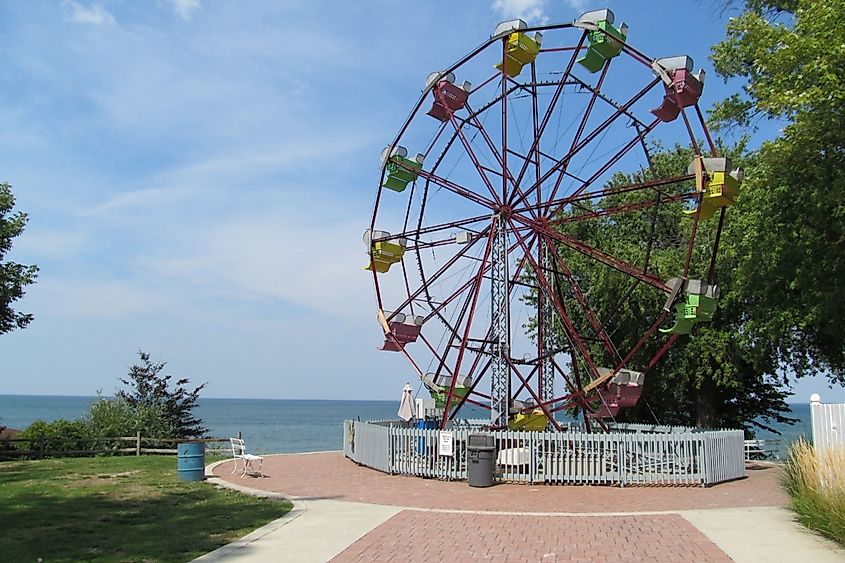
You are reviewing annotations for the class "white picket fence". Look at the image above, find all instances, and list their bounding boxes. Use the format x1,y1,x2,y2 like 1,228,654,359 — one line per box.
810,394,845,453
343,420,745,487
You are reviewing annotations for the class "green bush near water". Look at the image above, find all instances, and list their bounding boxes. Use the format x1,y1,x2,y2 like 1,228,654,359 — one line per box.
16,418,93,452
783,439,845,546
0,455,291,562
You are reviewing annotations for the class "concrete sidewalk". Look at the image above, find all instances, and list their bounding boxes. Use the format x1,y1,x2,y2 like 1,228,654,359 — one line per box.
195,455,845,562
194,497,400,562
681,506,844,563
196,499,844,562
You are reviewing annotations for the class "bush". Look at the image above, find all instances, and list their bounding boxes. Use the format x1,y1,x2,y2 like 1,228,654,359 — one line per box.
784,439,845,546
17,419,92,452
87,395,176,439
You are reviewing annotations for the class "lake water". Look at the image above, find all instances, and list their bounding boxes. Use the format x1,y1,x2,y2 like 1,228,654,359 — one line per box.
0,395,813,456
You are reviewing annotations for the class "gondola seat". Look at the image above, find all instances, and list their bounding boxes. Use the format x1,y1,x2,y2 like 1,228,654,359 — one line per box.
684,157,743,220
576,9,628,73
650,56,705,122
378,311,424,352
492,20,543,78
660,278,719,335
426,72,471,122
381,146,424,193
597,368,645,409
363,229,407,273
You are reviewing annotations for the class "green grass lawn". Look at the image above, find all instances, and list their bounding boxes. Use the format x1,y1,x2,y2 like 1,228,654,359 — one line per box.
0,455,292,562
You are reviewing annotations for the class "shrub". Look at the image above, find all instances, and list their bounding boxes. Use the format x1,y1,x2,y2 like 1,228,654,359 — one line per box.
17,419,92,452
783,439,845,546
87,395,176,439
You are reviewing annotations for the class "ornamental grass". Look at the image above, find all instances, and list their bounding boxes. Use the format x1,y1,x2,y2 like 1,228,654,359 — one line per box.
783,438,845,546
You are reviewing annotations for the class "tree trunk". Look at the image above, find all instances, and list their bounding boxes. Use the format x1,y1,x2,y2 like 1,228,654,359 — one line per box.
696,375,719,428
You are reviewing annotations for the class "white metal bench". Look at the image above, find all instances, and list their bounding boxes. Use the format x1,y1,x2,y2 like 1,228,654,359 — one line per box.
744,438,781,461
230,438,263,477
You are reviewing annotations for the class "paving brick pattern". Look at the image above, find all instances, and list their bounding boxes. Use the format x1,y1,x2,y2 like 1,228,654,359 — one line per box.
331,510,732,562
213,452,788,513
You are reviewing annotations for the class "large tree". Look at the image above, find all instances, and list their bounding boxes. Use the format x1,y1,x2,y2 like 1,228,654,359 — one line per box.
543,0,845,431
115,350,208,439
0,182,38,335
546,145,793,432
711,0,845,382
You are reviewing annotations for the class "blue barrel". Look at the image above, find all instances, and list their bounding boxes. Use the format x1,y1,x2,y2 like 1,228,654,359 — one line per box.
177,442,206,481
417,419,438,455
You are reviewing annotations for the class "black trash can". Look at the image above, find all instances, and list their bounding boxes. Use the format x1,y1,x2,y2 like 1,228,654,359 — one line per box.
467,434,496,488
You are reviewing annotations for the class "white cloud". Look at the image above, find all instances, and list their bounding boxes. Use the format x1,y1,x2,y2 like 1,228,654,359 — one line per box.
62,1,115,26
564,0,587,13
82,133,373,218
39,278,174,319
491,0,547,23
167,0,201,21
12,229,91,261
157,210,373,322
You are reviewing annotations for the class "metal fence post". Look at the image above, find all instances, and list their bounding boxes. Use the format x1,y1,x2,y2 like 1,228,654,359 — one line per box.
388,425,394,475
619,434,626,488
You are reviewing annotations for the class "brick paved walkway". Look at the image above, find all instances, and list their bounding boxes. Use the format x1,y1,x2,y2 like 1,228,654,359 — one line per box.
207,455,845,562
212,452,788,512
331,511,732,562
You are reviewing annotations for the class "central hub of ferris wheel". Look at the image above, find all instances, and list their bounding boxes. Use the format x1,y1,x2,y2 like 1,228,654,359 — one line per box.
365,9,741,432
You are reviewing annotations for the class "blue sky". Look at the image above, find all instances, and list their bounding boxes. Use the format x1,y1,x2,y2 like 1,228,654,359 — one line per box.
0,0,840,404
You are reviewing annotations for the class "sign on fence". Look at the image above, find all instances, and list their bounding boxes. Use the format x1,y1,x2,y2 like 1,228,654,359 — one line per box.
438,430,454,457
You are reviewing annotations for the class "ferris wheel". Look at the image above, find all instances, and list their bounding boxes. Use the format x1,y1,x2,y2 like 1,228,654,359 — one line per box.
365,9,741,431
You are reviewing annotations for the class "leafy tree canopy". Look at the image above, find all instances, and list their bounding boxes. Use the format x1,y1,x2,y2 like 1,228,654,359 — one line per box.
115,350,208,439
0,182,38,335
711,0,845,381
547,143,792,432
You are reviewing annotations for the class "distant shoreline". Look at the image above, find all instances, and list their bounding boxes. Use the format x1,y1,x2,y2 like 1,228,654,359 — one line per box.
0,394,824,406
0,394,397,403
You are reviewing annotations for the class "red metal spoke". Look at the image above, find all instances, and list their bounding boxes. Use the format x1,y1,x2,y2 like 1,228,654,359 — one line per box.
504,357,562,431
385,224,490,324
418,333,454,377
422,120,449,160
415,169,497,210
511,30,588,192
388,214,491,243
511,213,669,291
506,216,603,382
543,233,622,364
441,218,498,427
438,90,504,207
510,364,539,398
549,192,692,226
510,77,662,210
694,104,719,158
562,118,662,204
463,102,534,217
513,173,694,215
542,56,613,206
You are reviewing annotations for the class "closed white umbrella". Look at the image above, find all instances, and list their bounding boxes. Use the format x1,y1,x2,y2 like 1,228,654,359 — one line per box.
397,383,414,422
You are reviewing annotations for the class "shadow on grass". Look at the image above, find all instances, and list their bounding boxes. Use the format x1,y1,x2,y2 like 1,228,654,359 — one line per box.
0,460,291,563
